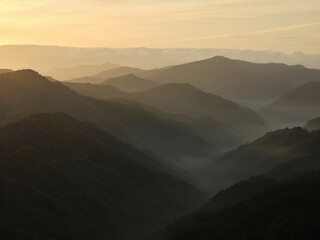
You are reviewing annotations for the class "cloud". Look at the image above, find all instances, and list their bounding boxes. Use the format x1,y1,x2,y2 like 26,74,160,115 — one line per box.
180,22,320,42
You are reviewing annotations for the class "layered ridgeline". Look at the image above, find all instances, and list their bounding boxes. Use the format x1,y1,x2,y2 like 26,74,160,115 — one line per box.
141,56,320,108
0,70,221,171
260,82,320,128
101,74,158,92
64,81,268,142
67,66,145,86
305,117,320,131
0,113,207,240
46,62,119,80
2,45,320,71
198,127,320,193
152,170,320,240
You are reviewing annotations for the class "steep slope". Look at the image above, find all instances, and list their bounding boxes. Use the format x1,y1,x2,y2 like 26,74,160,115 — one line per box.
129,83,268,140
93,66,144,79
203,176,276,213
64,81,260,148
152,171,320,240
260,82,320,128
0,113,207,240
0,70,220,171
305,117,320,131
199,127,320,193
145,56,320,107
46,62,119,80
102,74,158,92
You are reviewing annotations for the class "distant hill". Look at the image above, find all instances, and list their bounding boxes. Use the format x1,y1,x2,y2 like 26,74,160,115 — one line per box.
46,62,119,80
2,45,320,71
0,112,207,240
93,66,144,80
259,82,320,128
305,117,320,131
198,127,320,193
67,76,103,84
144,56,320,107
152,170,320,240
0,69,13,74
102,73,158,92
0,70,221,171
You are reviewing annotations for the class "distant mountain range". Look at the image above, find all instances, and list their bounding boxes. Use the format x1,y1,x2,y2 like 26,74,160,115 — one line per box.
141,56,320,107
1,45,320,71
0,70,224,171
46,62,119,80
0,112,207,240
64,81,268,143
67,66,145,85
1,47,320,240
64,56,320,109
259,82,320,128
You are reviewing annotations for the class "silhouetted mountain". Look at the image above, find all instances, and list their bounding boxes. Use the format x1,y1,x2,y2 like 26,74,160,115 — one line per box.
129,83,268,140
102,74,158,92
305,117,320,131
2,45,320,71
131,83,264,123
145,56,320,107
0,70,220,171
260,82,320,128
93,66,144,79
45,62,119,80
198,127,320,193
0,113,207,240
152,170,320,240
0,69,13,74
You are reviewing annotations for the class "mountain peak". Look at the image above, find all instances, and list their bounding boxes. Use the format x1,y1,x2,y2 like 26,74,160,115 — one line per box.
0,69,49,84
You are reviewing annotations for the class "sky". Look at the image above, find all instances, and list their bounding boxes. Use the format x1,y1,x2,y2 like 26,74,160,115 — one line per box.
0,0,320,53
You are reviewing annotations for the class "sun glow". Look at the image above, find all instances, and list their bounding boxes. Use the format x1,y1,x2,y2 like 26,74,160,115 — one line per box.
0,0,319,52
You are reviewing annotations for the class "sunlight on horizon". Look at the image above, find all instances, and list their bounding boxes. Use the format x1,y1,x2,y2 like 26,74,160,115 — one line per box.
0,0,320,53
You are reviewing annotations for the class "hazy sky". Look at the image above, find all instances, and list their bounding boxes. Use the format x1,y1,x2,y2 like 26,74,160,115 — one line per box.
1,0,320,53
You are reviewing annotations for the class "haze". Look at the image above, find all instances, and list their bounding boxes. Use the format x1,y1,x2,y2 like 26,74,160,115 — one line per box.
1,0,320,53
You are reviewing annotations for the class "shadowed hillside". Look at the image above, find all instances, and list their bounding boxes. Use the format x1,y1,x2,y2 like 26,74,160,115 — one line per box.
260,82,320,128
65,81,268,143
305,117,320,131
198,127,320,193
152,170,320,240
0,112,207,240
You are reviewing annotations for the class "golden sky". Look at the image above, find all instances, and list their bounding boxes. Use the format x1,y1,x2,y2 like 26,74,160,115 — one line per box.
0,0,320,53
